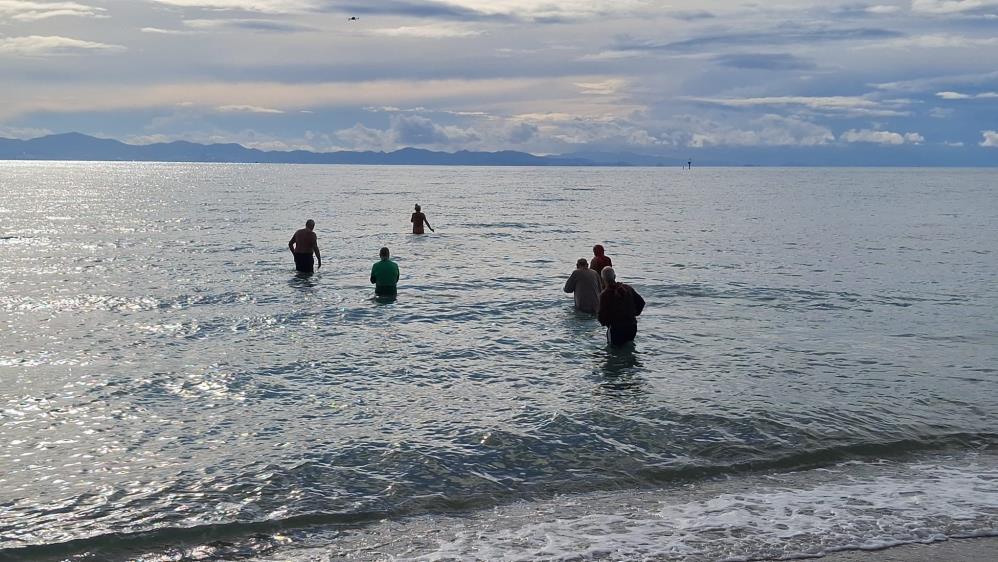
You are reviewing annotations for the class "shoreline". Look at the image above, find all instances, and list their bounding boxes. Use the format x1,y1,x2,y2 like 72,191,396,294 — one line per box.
800,536,998,562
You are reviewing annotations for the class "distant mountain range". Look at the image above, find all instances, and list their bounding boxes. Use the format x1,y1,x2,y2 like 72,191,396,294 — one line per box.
0,133,683,167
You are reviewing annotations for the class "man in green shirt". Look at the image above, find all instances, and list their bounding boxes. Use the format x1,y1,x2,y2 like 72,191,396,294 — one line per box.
370,247,400,296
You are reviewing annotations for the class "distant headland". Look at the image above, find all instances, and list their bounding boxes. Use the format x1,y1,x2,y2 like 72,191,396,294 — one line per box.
0,133,678,167
3,133,993,167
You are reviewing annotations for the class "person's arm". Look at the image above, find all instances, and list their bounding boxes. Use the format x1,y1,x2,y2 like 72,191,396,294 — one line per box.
424,216,434,232
563,271,577,293
370,265,377,285
288,235,295,252
393,263,400,284
597,292,611,326
633,289,645,316
314,245,321,269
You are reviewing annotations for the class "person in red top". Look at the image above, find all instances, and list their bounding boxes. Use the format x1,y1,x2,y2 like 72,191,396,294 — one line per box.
597,267,645,346
589,244,612,273
411,204,434,234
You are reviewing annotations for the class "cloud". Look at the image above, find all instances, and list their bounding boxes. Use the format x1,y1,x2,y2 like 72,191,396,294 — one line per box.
612,26,904,54
936,90,998,99
393,114,479,145
333,123,388,151
334,114,481,150
871,34,998,48
578,50,642,61
687,95,878,110
830,3,903,16
0,77,559,120
504,121,537,143
365,23,484,38
501,112,836,150
713,53,815,70
150,0,615,21
912,0,998,15
874,70,998,92
574,79,627,95
936,91,970,99
981,130,998,147
141,27,198,34
0,1,104,21
183,18,317,32
669,10,715,21
685,114,835,147
0,125,53,139
216,104,285,113
840,129,925,144
866,4,902,14
322,0,656,23
148,0,316,13
0,35,125,56
319,0,510,22
685,95,910,116
941,140,964,146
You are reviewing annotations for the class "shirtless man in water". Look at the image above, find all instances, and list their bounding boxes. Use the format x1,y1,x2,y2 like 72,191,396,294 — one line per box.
410,204,434,234
288,219,321,273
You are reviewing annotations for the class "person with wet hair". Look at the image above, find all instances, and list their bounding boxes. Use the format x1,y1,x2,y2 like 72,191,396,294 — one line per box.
288,219,321,273
590,244,612,273
411,204,434,234
597,267,645,346
563,258,601,314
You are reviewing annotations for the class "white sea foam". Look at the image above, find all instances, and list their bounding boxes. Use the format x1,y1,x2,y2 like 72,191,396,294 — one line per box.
256,453,998,562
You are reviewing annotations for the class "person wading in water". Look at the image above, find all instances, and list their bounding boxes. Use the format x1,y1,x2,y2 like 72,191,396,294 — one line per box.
288,219,321,273
597,267,645,346
411,204,435,234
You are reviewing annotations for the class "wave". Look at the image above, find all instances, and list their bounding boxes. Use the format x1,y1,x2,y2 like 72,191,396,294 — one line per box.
4,432,994,561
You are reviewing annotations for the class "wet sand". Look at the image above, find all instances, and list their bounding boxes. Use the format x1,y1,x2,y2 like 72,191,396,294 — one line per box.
809,537,998,562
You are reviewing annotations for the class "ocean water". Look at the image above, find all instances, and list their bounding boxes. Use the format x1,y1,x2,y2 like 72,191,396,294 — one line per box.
1,162,996,561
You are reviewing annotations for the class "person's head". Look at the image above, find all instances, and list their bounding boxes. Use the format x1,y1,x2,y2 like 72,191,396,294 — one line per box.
379,247,390,259
576,258,589,269
414,204,421,212
305,219,315,230
601,266,616,285
593,244,605,257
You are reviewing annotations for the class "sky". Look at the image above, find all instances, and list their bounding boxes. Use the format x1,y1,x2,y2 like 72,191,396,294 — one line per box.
1,0,997,163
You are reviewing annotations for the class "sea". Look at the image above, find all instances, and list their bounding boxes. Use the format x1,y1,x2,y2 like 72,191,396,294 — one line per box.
1,162,996,562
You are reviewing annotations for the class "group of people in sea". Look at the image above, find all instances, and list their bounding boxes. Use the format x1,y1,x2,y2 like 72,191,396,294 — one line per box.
287,204,429,296
288,206,645,346
563,245,645,346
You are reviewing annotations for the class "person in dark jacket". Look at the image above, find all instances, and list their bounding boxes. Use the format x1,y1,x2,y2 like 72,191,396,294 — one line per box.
597,267,645,346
